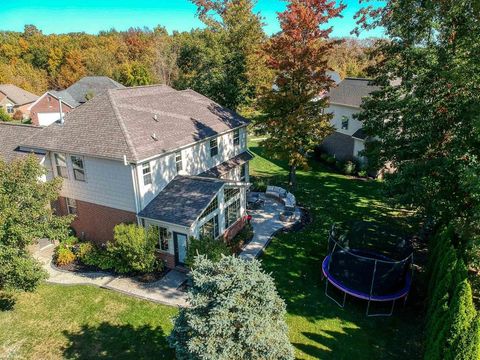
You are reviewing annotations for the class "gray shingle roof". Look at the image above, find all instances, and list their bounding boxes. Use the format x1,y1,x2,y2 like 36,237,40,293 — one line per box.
0,85,38,105
352,128,367,140
22,85,249,162
138,176,225,227
49,76,125,108
200,151,254,178
0,123,44,162
328,78,379,108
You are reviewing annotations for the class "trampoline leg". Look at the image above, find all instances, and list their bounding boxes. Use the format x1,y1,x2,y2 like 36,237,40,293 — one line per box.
367,299,396,317
325,279,346,308
366,300,371,316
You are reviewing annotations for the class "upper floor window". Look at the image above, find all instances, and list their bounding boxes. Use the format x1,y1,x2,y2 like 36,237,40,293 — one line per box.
54,153,68,178
210,138,218,157
341,116,349,130
175,151,183,173
71,155,86,181
142,162,152,185
65,197,77,215
240,163,247,182
233,129,240,146
6,105,14,114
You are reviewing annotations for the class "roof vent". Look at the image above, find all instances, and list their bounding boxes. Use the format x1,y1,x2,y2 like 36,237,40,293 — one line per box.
152,133,158,141
153,114,158,121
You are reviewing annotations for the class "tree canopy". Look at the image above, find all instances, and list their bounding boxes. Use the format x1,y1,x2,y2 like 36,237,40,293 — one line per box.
169,255,294,360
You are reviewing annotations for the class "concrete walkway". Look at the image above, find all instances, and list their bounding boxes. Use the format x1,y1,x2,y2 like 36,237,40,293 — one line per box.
33,242,187,307
240,192,301,260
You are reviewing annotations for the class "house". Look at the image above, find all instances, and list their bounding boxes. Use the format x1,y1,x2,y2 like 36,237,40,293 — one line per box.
29,76,125,127
0,84,39,119
321,77,379,162
16,85,251,269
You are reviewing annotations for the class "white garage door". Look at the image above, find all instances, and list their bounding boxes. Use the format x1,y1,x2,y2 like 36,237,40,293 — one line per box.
37,112,64,127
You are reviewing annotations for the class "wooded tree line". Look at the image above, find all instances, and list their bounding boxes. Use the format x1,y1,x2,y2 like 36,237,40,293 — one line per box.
0,24,378,110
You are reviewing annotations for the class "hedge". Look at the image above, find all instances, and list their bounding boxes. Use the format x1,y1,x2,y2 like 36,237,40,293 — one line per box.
425,226,480,360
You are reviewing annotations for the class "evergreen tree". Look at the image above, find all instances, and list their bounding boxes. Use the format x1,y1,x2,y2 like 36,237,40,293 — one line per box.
258,0,345,187
169,255,294,360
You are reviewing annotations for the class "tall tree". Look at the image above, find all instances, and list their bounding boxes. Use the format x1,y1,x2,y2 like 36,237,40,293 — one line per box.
355,0,480,245
169,255,294,360
0,155,73,292
176,0,270,112
258,0,345,187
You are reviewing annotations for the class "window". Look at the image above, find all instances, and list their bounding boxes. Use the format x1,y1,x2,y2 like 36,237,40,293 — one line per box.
224,187,240,202
240,163,247,182
200,197,218,219
54,153,68,178
200,215,219,239
210,138,218,157
233,129,240,146
6,105,14,114
66,197,77,215
142,162,152,185
225,199,241,229
71,155,86,181
175,151,183,173
341,116,349,130
152,225,169,251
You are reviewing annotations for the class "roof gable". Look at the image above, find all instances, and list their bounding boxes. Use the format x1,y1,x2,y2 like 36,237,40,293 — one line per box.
328,78,379,108
0,85,38,105
0,122,43,162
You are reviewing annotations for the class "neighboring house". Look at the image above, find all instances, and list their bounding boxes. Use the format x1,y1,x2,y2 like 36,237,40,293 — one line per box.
0,84,39,119
321,77,379,162
18,85,251,269
29,76,125,127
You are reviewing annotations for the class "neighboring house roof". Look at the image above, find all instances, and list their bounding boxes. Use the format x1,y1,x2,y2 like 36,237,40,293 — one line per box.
0,122,44,162
328,78,379,108
200,151,254,178
0,84,38,106
352,128,367,140
22,85,249,162
138,176,225,227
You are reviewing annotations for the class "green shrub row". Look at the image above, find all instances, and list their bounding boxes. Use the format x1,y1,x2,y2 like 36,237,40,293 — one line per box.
53,224,164,274
227,223,254,254
316,152,368,177
185,236,231,269
425,226,480,360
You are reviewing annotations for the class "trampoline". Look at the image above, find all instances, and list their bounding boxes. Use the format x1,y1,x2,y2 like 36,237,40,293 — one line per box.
322,225,413,316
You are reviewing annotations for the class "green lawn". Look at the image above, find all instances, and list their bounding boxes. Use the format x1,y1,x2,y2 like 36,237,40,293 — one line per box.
0,140,423,359
249,139,423,359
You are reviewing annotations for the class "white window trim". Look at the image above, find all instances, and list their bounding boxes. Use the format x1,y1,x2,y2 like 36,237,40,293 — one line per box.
209,138,218,157
142,162,152,186
175,151,183,173
71,155,87,182
54,153,68,179
65,197,77,215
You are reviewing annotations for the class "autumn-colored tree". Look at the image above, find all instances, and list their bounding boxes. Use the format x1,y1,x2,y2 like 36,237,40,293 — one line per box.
259,0,345,187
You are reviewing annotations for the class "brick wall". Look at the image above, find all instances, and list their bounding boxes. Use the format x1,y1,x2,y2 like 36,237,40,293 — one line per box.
54,196,137,245
156,252,176,269
223,217,246,241
30,94,73,126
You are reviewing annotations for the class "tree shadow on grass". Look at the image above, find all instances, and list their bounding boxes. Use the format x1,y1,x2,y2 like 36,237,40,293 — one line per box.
62,322,173,359
0,293,15,311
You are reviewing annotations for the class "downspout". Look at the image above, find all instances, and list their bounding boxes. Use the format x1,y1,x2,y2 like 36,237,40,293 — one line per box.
59,97,64,124
129,162,142,224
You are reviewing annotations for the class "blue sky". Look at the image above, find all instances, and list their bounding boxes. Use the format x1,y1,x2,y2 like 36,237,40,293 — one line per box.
0,0,384,38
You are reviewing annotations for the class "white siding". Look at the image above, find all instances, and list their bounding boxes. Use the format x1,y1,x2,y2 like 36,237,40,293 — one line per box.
137,126,248,209
142,218,192,257
353,138,366,161
328,104,363,136
50,153,136,212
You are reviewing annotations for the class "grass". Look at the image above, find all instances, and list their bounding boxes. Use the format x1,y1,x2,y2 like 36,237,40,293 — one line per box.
0,285,177,359
248,139,423,359
0,139,423,359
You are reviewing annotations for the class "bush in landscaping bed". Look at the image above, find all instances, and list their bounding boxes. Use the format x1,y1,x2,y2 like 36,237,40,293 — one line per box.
343,161,357,175
228,223,254,253
185,236,231,269
54,243,76,266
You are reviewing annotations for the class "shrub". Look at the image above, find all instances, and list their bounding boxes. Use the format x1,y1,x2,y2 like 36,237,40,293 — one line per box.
343,161,356,175
228,223,254,253
106,223,157,273
75,242,94,261
81,245,117,270
358,169,368,178
0,108,11,122
185,236,231,269
12,110,23,121
62,236,79,246
54,244,76,266
169,256,294,360
251,177,267,192
326,155,335,165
